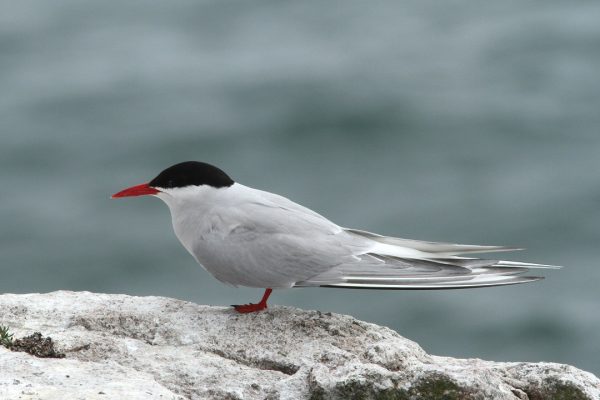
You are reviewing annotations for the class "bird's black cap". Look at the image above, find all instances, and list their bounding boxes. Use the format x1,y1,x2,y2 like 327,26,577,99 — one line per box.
149,161,234,189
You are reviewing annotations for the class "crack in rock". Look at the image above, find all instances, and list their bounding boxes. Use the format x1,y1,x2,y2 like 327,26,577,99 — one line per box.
204,347,300,376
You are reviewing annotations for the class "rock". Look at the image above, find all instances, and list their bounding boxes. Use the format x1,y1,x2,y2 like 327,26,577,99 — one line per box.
0,291,598,400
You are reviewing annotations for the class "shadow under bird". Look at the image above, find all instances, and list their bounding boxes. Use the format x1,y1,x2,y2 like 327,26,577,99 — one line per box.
112,161,558,313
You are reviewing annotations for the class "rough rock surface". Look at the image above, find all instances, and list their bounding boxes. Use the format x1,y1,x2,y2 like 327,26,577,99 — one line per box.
0,291,598,400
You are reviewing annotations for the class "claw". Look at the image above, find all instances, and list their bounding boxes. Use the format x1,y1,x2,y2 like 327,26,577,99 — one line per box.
233,303,267,313
232,288,272,314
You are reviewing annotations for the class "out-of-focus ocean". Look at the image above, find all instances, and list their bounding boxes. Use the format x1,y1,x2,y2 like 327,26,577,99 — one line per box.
1,0,599,374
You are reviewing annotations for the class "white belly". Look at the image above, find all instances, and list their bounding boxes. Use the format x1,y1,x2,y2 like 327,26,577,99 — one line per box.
172,214,312,288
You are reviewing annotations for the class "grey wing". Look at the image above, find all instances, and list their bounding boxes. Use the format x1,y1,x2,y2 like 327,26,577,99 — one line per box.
210,198,371,288
210,189,559,290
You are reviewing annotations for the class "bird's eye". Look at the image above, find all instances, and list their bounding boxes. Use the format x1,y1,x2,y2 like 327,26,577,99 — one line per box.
167,179,175,188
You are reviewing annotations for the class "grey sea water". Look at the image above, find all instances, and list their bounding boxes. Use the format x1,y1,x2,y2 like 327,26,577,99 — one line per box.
1,1,599,375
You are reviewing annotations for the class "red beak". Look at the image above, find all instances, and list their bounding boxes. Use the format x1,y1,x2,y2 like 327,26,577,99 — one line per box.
111,183,160,198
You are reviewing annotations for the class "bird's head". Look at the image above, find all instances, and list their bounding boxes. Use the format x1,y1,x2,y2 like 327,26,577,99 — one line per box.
111,161,234,203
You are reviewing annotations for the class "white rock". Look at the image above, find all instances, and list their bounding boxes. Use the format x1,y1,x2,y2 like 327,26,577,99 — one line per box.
0,291,598,399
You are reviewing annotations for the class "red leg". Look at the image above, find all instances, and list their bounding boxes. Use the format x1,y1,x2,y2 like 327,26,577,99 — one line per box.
233,288,273,313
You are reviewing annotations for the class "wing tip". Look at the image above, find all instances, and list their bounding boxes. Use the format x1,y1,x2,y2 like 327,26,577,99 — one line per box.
457,246,525,255
496,261,563,270
316,275,545,290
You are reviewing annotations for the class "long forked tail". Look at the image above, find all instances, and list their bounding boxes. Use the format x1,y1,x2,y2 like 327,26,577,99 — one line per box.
295,229,560,290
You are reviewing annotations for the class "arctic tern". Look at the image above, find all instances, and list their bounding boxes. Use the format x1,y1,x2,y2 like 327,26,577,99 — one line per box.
112,161,557,313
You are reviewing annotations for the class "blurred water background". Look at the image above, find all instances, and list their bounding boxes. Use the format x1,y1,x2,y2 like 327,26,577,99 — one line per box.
1,0,599,375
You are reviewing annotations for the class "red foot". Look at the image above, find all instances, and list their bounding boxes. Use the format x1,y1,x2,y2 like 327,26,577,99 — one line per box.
232,288,272,314
233,303,267,313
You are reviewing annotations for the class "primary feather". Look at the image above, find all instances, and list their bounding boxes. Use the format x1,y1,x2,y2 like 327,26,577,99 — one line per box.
295,228,557,289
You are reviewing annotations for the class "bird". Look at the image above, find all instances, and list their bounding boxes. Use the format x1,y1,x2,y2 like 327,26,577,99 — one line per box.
112,161,558,313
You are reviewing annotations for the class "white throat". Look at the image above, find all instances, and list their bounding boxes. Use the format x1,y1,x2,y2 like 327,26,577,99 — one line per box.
154,183,238,259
